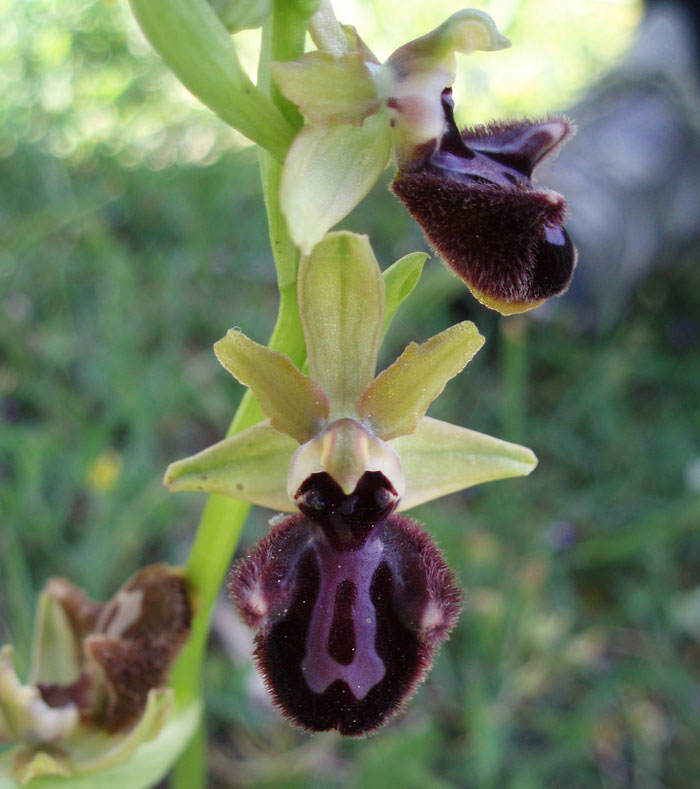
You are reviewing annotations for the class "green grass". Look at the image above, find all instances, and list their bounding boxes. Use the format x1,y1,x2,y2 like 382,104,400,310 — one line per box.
2,140,700,787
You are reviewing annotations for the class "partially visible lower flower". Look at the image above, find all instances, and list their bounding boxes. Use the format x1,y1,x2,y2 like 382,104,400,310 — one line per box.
392,89,577,314
0,565,191,785
166,231,537,734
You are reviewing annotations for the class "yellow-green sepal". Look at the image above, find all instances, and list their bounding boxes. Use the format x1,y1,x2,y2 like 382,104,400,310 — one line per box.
359,321,484,440
391,416,537,511
165,421,297,511
214,330,328,443
298,232,384,417
272,52,380,126
280,115,391,254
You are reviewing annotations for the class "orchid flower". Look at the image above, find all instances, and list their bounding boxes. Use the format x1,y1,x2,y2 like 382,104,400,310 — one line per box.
165,231,536,733
274,8,576,314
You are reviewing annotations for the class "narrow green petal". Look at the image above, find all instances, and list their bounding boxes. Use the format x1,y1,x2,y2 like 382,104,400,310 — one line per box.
391,416,537,511
165,421,297,512
129,0,294,161
299,232,385,416
280,115,391,254
359,321,484,440
214,329,328,443
272,52,380,126
382,251,428,336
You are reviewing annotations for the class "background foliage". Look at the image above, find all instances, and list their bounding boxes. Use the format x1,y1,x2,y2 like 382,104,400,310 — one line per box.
4,0,700,786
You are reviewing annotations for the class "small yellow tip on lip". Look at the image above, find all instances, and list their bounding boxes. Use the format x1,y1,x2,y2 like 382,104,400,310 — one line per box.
468,285,544,316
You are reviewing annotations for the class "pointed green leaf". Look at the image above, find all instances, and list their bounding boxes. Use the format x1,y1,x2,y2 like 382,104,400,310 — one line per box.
272,52,380,126
165,421,297,512
382,251,428,336
391,416,537,511
359,321,484,440
280,114,391,253
214,330,328,443
129,0,294,162
299,232,385,416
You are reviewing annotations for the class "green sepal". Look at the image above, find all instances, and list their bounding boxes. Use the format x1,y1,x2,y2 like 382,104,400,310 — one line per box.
280,114,391,253
298,232,384,416
214,330,328,443
359,321,484,440
382,251,428,336
129,0,294,162
391,416,537,511
165,421,297,511
208,0,271,31
272,52,380,126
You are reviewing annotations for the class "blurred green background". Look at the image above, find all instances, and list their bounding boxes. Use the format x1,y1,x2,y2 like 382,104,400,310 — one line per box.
4,0,700,786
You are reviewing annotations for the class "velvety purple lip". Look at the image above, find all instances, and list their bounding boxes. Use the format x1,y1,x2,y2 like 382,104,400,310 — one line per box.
229,472,462,735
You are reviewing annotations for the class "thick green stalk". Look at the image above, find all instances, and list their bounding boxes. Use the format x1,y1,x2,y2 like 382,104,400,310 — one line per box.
171,2,308,785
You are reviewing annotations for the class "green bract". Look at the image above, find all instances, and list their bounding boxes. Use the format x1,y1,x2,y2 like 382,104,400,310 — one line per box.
276,8,509,252
166,231,536,511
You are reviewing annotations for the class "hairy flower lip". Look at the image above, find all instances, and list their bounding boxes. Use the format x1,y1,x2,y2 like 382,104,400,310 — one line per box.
229,510,462,736
392,90,577,314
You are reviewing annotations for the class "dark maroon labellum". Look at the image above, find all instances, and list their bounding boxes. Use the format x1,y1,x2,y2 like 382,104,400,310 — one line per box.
392,89,577,312
229,472,461,736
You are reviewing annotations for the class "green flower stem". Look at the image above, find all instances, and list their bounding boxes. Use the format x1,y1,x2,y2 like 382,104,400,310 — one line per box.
171,2,309,784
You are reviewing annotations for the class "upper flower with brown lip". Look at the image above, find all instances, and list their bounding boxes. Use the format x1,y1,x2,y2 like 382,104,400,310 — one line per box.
272,7,576,314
